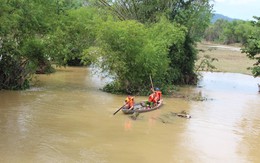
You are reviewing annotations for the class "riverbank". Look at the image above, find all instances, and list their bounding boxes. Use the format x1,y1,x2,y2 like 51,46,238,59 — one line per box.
196,42,255,75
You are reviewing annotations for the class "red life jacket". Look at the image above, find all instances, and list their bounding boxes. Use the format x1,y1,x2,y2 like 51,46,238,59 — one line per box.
148,93,156,103
154,91,162,102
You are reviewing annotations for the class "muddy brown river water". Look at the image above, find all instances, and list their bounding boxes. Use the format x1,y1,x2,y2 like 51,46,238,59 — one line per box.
0,67,259,163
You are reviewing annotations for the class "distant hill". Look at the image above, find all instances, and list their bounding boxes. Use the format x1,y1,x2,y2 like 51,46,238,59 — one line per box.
211,13,238,23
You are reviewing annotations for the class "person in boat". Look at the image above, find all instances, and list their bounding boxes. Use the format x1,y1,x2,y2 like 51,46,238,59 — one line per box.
154,87,162,103
125,95,135,110
144,88,157,108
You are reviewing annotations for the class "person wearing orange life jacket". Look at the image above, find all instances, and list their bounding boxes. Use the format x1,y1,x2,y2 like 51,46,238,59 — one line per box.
154,87,162,103
145,88,157,108
125,95,135,110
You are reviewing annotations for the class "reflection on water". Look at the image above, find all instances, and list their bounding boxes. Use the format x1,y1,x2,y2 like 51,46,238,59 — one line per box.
0,68,259,163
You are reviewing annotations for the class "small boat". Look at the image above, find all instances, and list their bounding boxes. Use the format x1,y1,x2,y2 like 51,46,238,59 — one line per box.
121,99,163,114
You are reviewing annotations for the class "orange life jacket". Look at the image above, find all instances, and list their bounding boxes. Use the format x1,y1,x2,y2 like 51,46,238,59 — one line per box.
148,93,156,103
154,91,162,102
125,96,134,108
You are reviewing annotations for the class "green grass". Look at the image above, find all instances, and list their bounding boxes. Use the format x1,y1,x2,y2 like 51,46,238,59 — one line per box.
196,42,255,75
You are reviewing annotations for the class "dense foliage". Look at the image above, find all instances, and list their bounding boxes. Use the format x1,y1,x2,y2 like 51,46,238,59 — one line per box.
85,18,186,94
0,0,56,89
1,0,213,93
92,0,213,94
242,17,260,77
0,0,93,89
204,19,256,45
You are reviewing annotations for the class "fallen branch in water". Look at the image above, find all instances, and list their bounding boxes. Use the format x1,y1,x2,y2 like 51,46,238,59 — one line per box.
170,110,191,119
157,110,192,124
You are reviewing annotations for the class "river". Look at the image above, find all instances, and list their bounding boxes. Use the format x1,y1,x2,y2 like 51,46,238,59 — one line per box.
0,67,259,163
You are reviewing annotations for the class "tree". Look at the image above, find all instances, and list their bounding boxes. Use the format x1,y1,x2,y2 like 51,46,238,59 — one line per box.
0,0,53,89
167,0,212,84
0,0,86,89
204,19,229,43
94,0,213,86
242,16,260,77
204,19,256,45
84,18,186,94
44,7,102,67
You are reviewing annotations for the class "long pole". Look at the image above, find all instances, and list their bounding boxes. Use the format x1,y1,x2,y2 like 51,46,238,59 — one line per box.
149,75,154,90
113,104,126,115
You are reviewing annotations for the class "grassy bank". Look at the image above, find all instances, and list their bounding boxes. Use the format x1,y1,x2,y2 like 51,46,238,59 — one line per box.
196,42,255,75
172,42,258,100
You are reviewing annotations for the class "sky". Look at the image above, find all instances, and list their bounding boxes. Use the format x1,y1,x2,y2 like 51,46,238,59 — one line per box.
211,0,260,20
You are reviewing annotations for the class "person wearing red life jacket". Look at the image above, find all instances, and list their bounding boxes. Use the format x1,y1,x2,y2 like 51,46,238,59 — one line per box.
125,95,134,110
154,87,162,103
144,88,157,108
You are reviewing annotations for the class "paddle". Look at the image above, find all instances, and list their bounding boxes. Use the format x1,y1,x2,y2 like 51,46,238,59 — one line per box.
113,104,126,115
